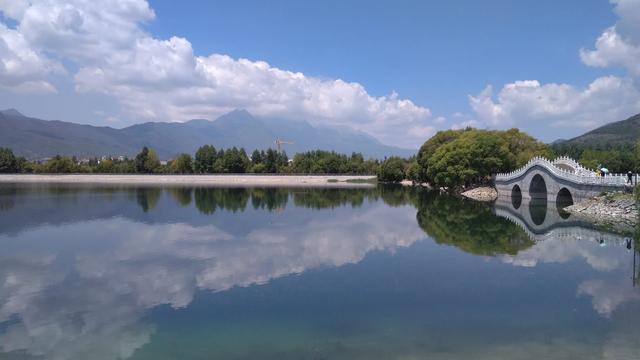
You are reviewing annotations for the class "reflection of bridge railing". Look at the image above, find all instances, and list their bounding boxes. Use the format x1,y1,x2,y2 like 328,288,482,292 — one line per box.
495,156,634,187
494,206,630,246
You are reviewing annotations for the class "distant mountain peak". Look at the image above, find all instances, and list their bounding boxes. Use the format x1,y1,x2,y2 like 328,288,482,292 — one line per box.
0,107,416,159
1,108,24,117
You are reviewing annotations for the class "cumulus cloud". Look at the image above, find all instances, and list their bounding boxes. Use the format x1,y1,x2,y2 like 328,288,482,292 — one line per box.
468,0,640,136
580,0,640,77
0,0,432,147
502,237,626,272
469,76,640,130
0,199,425,359
578,279,640,317
580,27,640,76
0,23,61,93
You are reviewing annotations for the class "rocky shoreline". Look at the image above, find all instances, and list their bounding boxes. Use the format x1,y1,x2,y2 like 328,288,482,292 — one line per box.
563,193,638,228
461,187,498,202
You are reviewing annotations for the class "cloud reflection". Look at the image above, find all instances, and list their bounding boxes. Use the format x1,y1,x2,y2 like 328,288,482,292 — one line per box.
0,194,424,359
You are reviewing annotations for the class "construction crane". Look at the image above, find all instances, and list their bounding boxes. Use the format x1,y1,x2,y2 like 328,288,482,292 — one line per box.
274,138,293,152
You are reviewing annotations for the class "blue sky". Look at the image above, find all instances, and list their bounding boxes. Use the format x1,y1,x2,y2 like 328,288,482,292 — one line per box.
0,0,639,148
148,0,616,110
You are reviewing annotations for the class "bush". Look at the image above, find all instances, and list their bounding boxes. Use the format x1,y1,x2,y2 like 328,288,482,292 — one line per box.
0,147,18,173
378,157,406,183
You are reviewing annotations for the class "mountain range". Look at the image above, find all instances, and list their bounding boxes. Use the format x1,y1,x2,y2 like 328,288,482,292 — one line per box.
553,112,640,150
0,109,415,159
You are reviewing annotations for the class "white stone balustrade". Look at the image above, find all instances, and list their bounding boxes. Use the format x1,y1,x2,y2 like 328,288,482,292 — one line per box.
495,156,635,187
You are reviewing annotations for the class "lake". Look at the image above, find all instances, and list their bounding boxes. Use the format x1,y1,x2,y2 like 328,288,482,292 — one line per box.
0,184,638,359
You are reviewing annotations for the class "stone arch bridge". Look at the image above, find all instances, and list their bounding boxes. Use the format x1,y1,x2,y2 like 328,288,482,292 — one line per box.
494,156,634,204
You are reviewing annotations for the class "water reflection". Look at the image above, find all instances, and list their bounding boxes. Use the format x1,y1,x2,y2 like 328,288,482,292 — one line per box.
0,184,638,359
416,192,534,255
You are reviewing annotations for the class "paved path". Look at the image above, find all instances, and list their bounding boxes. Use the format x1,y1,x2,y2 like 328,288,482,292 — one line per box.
0,174,377,187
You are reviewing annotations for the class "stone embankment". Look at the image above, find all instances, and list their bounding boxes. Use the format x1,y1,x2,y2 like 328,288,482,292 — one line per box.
461,187,498,202
563,193,638,227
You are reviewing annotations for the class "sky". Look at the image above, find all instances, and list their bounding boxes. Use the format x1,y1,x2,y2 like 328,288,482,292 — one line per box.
0,0,639,149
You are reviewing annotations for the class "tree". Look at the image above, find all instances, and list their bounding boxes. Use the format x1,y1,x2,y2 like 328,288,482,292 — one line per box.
426,130,512,190
44,156,77,173
195,145,217,173
222,147,249,173
0,148,18,173
416,129,464,182
405,161,422,184
135,147,160,173
96,159,115,173
171,153,194,174
378,157,406,183
264,149,279,173
251,149,263,165
135,147,150,173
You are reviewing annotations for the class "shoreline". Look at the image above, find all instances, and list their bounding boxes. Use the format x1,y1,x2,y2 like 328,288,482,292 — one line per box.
0,174,377,188
563,193,637,229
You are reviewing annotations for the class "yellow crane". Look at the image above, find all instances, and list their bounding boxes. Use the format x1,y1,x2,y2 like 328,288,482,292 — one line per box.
274,138,293,152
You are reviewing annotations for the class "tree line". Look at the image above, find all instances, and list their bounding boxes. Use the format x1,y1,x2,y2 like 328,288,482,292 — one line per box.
0,146,380,175
551,142,640,174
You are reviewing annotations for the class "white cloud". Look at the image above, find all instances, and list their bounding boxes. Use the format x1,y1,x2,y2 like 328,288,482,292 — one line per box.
502,237,625,272
580,0,640,77
0,0,433,147
580,27,640,76
0,201,425,360
468,0,640,136
577,279,640,317
469,76,640,130
0,23,61,93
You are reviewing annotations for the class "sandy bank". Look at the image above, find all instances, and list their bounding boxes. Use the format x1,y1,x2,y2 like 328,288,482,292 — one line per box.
0,174,377,187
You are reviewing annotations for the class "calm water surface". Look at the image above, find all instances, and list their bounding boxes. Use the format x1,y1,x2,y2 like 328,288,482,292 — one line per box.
0,184,638,359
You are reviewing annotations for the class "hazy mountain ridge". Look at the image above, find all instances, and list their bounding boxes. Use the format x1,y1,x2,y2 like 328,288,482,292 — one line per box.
553,113,640,149
0,109,415,159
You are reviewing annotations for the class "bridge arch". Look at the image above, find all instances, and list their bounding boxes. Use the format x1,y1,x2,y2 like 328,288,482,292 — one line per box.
529,197,547,225
511,185,522,209
556,188,573,219
529,174,547,199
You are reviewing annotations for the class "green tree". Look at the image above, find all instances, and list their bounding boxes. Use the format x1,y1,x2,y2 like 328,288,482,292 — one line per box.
0,148,18,173
426,130,512,190
44,156,77,173
135,147,160,173
96,159,115,173
222,147,249,173
378,156,406,183
264,149,277,173
405,161,422,184
171,153,194,174
251,149,263,165
416,129,464,182
194,145,217,173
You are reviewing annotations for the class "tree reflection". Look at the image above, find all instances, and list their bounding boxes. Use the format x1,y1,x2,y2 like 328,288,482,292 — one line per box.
292,188,374,209
194,188,250,214
135,188,161,213
250,188,289,211
169,187,193,207
0,185,17,211
416,192,533,256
